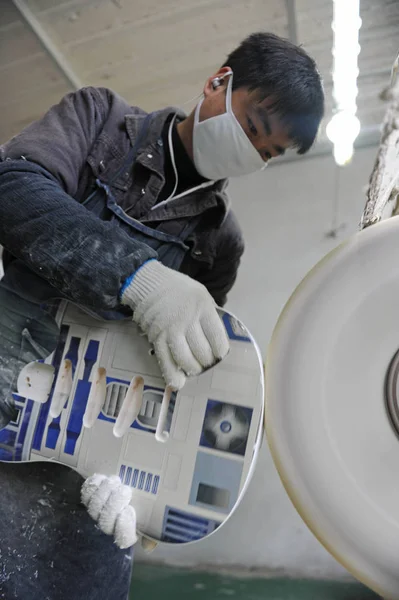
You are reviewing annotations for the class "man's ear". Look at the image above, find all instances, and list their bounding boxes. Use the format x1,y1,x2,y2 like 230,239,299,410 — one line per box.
203,66,233,98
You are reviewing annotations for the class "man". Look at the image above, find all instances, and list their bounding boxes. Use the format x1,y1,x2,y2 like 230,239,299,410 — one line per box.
0,32,324,599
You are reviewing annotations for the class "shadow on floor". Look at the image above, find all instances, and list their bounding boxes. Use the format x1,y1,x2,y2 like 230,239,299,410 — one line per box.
130,564,381,600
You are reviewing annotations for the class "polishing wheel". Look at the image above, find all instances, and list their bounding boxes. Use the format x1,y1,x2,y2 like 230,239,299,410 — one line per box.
265,215,399,599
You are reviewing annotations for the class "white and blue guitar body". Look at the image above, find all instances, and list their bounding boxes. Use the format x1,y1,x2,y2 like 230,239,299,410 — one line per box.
1,301,264,546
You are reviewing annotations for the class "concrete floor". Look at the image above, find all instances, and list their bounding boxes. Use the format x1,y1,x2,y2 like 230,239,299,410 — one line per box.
130,565,380,599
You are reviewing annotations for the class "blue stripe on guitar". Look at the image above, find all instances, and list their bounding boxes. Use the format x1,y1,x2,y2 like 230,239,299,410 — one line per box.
120,465,159,495
145,473,153,492
0,430,18,461
14,399,34,461
125,466,132,486
32,324,69,451
0,428,17,447
131,469,139,487
138,471,146,490
64,339,99,456
0,397,35,461
161,506,220,544
222,313,251,343
152,475,160,495
45,334,81,450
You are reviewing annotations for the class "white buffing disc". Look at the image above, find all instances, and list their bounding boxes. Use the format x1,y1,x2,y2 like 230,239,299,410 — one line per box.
265,216,399,599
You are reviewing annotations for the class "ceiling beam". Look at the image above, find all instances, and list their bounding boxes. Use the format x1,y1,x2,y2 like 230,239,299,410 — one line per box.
12,0,82,91
285,0,298,45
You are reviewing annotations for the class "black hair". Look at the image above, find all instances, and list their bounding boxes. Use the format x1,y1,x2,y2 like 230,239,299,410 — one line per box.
222,32,325,154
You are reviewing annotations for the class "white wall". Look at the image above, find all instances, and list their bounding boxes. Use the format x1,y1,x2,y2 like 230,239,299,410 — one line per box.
136,145,378,579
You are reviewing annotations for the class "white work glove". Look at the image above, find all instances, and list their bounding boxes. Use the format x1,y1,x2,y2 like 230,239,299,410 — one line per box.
121,260,230,390
81,474,137,549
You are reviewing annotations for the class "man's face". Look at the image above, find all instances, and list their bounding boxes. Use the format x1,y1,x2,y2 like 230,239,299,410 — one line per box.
199,67,293,163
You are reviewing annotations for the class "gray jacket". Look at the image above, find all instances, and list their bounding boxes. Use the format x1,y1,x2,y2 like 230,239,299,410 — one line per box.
0,87,244,309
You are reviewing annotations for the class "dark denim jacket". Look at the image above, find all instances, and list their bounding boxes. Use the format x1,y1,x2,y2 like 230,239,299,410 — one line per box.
0,87,244,309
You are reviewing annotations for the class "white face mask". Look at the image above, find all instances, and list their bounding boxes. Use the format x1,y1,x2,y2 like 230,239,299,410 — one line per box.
192,71,268,180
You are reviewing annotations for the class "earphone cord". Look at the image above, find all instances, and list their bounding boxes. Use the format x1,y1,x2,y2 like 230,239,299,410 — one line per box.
151,114,214,211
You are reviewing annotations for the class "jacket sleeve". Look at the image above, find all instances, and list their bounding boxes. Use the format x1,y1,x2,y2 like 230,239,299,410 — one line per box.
0,88,157,310
1,86,111,196
196,211,245,307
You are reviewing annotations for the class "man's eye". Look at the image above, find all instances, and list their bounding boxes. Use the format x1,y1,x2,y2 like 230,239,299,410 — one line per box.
247,117,257,136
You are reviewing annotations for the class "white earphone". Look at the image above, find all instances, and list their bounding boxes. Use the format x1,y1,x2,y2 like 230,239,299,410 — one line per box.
212,70,233,89
212,77,223,89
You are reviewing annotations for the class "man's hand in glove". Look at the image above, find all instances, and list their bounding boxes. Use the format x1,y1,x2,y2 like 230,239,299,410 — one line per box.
81,474,137,549
120,259,230,390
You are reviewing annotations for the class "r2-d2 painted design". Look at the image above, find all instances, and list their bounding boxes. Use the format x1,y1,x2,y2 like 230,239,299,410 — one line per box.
2,302,264,545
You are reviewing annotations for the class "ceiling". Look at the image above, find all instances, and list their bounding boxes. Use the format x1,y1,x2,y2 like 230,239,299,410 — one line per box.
0,0,398,153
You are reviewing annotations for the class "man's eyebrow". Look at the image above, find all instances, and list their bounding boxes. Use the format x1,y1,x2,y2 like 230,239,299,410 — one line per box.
255,106,272,136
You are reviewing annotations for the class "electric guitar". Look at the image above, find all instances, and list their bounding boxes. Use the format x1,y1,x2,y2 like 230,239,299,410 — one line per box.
1,300,264,548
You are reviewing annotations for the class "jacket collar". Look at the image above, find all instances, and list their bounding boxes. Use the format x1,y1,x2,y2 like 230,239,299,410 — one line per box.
125,106,184,177
124,106,230,226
